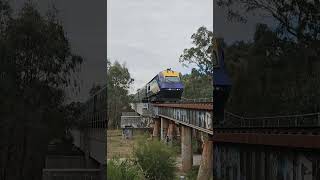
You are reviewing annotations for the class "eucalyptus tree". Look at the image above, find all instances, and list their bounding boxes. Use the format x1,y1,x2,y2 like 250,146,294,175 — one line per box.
0,2,82,179
107,60,133,129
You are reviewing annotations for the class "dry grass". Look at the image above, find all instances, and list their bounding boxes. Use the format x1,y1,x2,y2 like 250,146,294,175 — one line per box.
107,129,135,159
107,130,205,179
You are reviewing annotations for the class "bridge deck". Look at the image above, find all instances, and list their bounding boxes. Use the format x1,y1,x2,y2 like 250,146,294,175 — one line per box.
132,102,320,149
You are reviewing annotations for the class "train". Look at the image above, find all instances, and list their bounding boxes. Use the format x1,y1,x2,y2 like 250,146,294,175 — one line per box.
134,69,184,103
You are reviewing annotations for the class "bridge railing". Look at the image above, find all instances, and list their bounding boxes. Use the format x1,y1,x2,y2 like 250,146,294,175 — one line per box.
151,105,213,134
122,112,138,116
224,111,320,128
133,101,320,129
180,97,213,103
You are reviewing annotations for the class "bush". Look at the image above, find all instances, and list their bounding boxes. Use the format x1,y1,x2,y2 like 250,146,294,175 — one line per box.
192,139,202,154
107,158,145,180
134,139,177,180
171,139,181,154
186,165,200,180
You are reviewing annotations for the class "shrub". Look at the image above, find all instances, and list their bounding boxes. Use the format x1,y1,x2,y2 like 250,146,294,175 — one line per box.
134,139,177,180
171,139,181,154
186,165,200,180
192,139,202,154
107,157,145,180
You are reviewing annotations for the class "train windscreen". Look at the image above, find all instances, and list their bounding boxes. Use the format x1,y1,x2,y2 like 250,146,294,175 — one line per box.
165,76,180,83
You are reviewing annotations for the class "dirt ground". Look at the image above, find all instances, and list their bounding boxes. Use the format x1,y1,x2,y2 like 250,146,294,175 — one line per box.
107,129,135,159
106,129,201,162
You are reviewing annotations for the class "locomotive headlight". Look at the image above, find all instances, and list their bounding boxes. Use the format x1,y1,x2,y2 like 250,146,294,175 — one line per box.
168,88,172,90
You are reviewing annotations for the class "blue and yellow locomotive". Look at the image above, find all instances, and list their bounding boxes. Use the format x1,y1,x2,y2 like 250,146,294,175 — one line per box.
134,69,184,102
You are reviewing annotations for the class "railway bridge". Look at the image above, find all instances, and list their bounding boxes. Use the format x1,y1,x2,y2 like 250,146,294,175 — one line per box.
46,84,320,180
128,100,320,180
43,87,107,180
124,40,320,180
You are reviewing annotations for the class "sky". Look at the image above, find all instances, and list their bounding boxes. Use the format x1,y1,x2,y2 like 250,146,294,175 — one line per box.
107,0,213,94
10,0,272,101
107,0,273,94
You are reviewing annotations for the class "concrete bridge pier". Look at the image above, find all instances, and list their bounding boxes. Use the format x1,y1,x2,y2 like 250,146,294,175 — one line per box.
152,118,160,140
160,117,169,142
197,134,213,180
167,121,175,145
181,125,193,172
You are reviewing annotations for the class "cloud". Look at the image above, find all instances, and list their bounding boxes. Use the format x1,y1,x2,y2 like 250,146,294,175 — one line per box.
108,0,213,94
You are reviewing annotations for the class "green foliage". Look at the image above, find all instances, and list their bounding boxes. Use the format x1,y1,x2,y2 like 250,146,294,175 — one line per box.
171,139,181,154
179,26,214,75
181,22,320,116
89,83,102,96
0,2,82,179
0,0,11,34
107,158,145,180
64,101,85,130
181,68,212,99
192,138,202,154
133,139,177,180
107,60,134,129
217,0,320,44
224,24,320,116
185,165,200,180
107,60,133,89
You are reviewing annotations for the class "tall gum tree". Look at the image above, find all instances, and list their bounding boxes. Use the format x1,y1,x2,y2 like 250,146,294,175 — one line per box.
0,2,82,179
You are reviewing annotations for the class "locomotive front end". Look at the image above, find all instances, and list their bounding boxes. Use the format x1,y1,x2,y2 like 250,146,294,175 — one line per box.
157,69,184,102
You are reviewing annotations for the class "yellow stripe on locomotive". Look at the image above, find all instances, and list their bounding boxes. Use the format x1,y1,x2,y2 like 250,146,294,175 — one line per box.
161,68,180,77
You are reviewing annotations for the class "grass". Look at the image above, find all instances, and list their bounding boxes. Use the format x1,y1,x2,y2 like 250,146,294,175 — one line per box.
107,130,134,159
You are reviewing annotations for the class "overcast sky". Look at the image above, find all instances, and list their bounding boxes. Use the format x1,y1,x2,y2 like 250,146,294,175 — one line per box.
107,0,213,94
107,0,273,94
11,0,272,101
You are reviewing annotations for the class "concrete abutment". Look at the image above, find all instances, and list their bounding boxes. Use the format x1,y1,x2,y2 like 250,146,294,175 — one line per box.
152,118,160,140
160,117,169,141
